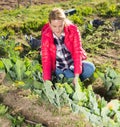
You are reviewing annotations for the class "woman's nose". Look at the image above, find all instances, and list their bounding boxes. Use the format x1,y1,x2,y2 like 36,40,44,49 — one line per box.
56,27,60,32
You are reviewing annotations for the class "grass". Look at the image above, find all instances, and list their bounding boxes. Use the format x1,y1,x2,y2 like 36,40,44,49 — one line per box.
0,0,119,59
0,0,119,35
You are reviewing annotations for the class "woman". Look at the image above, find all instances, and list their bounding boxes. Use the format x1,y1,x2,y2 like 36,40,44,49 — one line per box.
41,8,95,83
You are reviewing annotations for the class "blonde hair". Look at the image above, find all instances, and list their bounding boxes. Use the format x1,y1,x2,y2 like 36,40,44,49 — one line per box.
49,8,72,25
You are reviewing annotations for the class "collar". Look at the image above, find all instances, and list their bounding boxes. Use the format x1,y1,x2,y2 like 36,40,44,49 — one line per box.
53,32,65,40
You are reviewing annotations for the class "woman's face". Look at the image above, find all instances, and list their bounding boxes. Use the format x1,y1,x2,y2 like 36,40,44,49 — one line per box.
50,20,64,37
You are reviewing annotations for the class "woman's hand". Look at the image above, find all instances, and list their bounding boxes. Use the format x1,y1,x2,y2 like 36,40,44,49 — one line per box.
73,74,79,85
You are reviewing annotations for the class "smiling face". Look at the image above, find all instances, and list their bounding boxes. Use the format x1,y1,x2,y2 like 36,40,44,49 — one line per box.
50,19,64,37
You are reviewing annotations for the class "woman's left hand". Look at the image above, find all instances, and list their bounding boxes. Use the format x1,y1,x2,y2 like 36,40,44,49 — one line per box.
73,74,79,85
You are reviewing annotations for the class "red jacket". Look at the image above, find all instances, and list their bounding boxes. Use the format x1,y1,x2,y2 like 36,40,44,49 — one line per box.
41,23,87,81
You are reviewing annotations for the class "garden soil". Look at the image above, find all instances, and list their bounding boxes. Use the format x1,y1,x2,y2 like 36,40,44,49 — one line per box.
0,0,67,11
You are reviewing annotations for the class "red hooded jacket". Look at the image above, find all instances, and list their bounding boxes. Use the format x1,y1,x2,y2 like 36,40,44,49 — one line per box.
41,23,87,81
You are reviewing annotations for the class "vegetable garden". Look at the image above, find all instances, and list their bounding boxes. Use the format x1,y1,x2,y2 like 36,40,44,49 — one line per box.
0,0,120,126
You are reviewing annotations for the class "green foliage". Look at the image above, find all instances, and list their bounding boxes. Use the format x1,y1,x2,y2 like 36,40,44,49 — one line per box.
69,14,84,25
0,60,4,70
98,67,120,98
29,79,120,127
7,114,25,127
0,0,119,37
42,81,71,107
0,39,20,60
95,2,120,17
23,63,120,127
2,58,26,81
101,99,120,126
0,104,8,116
81,6,94,16
72,79,86,102
21,19,46,34
64,83,74,94
26,124,44,127
0,0,120,127
2,57,43,82
0,103,44,126
82,20,119,54
0,0,119,56
0,39,42,82
95,2,109,17
0,5,50,36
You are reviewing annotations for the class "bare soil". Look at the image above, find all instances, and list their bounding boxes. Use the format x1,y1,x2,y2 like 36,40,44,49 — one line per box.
0,0,67,11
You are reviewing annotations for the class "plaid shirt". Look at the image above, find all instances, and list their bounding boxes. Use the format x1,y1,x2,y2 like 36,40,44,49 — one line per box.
53,33,74,71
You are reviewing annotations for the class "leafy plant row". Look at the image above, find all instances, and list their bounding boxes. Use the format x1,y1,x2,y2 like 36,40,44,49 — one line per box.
0,38,120,127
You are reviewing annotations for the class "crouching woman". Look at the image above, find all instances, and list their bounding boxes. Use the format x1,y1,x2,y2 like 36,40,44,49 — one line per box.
41,8,95,84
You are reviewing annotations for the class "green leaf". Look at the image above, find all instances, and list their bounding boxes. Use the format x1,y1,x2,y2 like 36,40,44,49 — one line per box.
0,60,4,69
0,104,8,115
14,59,26,80
33,89,42,96
43,81,56,105
1,58,13,72
64,83,74,94
72,80,87,102
113,77,120,89
89,114,102,126
101,106,110,118
87,86,100,115
115,111,120,123
108,68,117,79
96,70,104,80
98,97,107,110
104,78,113,91
33,80,44,89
